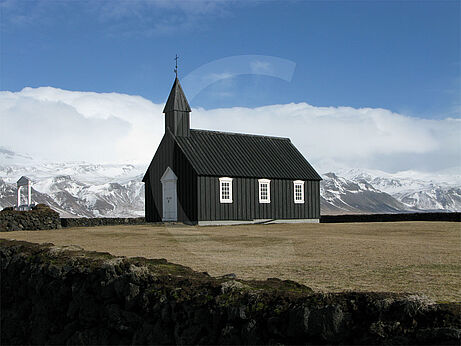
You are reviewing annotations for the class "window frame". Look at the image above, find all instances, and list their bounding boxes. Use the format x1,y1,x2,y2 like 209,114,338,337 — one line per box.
258,179,271,204
293,180,305,204
219,177,233,203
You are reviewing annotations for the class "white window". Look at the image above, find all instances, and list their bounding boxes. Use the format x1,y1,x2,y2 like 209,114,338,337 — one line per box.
219,177,233,203
258,179,271,203
293,180,305,203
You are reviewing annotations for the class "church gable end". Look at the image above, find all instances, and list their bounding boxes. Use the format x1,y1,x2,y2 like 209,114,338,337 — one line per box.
143,129,197,223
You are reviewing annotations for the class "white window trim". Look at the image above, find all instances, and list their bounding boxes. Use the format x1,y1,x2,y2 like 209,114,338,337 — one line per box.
219,177,233,203
258,179,271,203
293,180,305,204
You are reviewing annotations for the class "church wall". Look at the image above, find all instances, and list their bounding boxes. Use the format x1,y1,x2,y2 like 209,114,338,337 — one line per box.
173,143,197,223
197,176,320,222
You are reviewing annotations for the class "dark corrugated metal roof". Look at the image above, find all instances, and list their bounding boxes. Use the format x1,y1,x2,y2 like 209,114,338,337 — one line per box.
174,129,322,180
163,77,191,113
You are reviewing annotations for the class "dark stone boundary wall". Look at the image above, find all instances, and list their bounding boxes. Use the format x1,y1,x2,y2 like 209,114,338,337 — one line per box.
2,211,460,231
61,217,146,228
61,212,460,228
0,205,61,231
320,212,461,223
1,239,460,345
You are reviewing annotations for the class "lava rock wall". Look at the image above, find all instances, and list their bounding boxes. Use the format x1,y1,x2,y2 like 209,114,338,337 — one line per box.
320,212,461,223
1,239,459,345
0,205,61,231
61,217,146,228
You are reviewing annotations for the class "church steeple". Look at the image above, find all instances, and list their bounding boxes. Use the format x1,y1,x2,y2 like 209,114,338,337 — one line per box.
163,77,191,137
163,77,191,113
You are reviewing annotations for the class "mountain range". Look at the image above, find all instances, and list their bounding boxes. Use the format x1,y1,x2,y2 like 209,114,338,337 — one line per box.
1,147,460,217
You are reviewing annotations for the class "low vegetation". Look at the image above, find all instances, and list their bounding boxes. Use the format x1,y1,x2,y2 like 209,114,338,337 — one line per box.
3,239,459,344
0,221,459,302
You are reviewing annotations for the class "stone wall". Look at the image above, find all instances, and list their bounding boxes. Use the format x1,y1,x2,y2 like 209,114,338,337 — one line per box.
1,239,459,345
61,217,146,228
61,212,461,228
320,212,461,223
2,210,459,231
0,205,61,231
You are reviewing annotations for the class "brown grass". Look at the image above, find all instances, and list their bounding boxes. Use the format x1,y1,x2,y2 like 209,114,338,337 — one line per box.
1,222,460,302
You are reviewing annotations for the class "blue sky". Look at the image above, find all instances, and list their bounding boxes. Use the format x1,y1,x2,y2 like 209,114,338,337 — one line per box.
1,1,460,172
1,0,459,118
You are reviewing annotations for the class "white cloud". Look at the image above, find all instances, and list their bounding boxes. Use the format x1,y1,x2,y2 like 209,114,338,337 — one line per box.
0,87,164,164
0,87,459,173
192,104,460,172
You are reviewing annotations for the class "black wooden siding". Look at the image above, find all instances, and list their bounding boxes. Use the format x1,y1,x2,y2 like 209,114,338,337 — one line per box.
165,110,190,137
197,176,320,221
144,131,197,223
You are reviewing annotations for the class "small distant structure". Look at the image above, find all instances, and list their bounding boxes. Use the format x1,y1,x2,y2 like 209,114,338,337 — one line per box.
16,176,34,211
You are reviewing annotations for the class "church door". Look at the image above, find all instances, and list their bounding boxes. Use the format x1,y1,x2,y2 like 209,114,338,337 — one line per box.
161,167,178,222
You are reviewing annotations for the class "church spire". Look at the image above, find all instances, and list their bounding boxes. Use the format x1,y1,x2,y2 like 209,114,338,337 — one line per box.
163,77,191,113
163,66,191,136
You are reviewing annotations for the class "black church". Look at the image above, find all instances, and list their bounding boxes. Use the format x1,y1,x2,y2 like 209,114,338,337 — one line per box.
143,77,322,225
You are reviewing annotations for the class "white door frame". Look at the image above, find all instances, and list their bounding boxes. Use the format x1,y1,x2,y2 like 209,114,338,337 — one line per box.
160,167,178,222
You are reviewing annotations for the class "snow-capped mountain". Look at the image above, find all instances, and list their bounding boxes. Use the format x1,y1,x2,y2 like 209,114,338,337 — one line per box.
0,178,77,217
394,187,461,211
0,174,145,217
43,175,145,217
339,168,461,212
320,173,410,214
0,147,459,217
0,147,146,217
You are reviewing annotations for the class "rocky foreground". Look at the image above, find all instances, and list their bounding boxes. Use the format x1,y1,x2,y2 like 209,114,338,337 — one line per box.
1,239,459,345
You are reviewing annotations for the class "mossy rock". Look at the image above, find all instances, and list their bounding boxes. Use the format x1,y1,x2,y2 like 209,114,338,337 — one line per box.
33,204,51,210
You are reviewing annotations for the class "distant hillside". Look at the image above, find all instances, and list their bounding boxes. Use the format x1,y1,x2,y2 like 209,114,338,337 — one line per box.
1,148,460,217
320,173,411,215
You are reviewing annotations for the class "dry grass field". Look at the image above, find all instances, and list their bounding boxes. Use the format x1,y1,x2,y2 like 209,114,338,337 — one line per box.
1,222,459,302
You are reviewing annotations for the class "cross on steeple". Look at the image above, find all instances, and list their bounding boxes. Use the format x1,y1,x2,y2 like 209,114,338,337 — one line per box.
174,54,179,78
